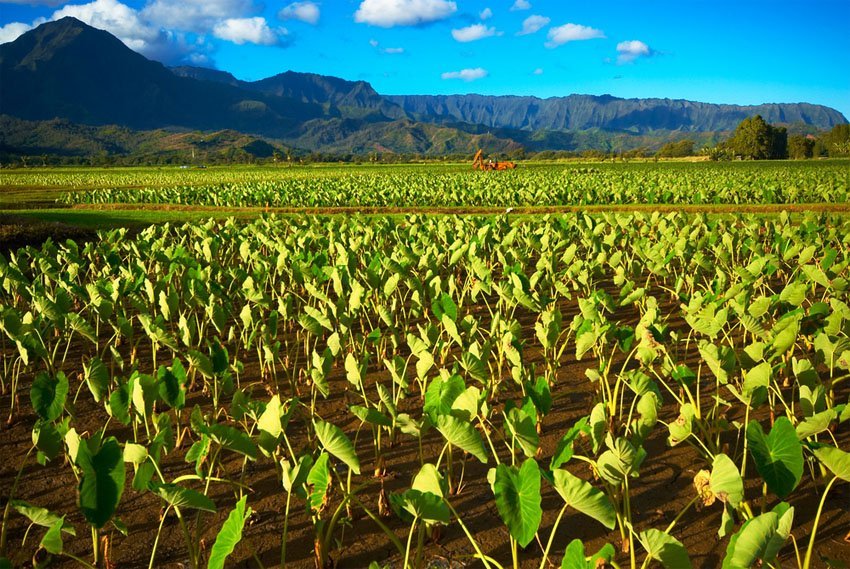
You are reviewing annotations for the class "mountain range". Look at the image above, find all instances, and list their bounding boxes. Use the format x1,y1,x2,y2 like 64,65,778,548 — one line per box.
1,17,846,158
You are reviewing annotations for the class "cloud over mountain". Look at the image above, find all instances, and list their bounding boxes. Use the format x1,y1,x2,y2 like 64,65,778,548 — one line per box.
354,0,456,27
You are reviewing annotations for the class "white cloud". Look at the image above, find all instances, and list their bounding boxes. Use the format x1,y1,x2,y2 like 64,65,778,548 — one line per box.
441,67,487,81
53,0,159,46
479,7,492,20
451,23,497,42
278,1,319,24
516,14,548,36
213,17,283,45
141,0,255,32
509,0,530,11
0,0,64,5
532,67,543,75
545,23,604,48
354,0,456,27
369,38,404,53
48,0,214,64
616,39,652,64
0,22,33,43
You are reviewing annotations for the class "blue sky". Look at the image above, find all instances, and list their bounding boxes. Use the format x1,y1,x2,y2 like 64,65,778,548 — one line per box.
1,0,848,118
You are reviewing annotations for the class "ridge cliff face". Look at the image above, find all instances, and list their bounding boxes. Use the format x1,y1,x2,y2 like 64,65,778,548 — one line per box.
1,17,846,155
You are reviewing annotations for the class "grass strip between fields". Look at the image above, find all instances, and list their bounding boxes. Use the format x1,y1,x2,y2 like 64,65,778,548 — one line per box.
68,202,850,216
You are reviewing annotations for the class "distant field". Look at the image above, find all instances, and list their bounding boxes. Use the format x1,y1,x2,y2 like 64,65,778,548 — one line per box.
2,160,848,209
0,160,847,251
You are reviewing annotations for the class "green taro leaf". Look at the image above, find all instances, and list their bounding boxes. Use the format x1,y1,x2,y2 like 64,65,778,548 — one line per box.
77,436,126,529
122,443,148,465
11,501,75,535
812,445,850,481
412,463,447,498
560,539,616,569
187,349,214,379
207,496,251,569
314,420,361,474
394,489,450,524
30,371,69,422
40,517,65,555
32,420,62,461
551,469,616,529
257,395,284,439
450,386,482,421
722,503,794,569
561,539,587,569
639,528,692,569
742,362,771,401
492,459,542,548
779,282,807,307
746,418,803,498
526,376,552,416
597,436,646,485
667,403,695,446
281,454,313,493
150,483,216,512
157,360,187,410
207,424,258,460
424,374,465,421
550,417,589,470
84,357,109,403
505,407,539,458
710,453,744,507
795,408,838,440
350,405,392,427
108,381,132,425
344,353,363,389
434,415,488,464
307,453,331,513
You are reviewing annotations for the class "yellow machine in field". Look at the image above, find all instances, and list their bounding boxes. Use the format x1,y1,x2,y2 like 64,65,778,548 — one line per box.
472,149,516,171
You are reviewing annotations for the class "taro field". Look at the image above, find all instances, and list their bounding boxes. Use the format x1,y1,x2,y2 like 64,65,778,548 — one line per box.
1,161,849,569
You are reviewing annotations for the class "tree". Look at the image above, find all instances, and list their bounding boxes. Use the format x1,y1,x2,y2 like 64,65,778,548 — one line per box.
788,135,814,159
823,124,850,156
727,115,787,159
656,140,695,158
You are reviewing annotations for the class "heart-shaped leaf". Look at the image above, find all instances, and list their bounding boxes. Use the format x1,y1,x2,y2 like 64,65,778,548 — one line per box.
77,436,126,529
30,371,68,422
746,417,803,498
492,458,542,548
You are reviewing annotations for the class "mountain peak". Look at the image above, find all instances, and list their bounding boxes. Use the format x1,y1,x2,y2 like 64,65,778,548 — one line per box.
1,18,846,156
1,18,325,132
171,65,240,86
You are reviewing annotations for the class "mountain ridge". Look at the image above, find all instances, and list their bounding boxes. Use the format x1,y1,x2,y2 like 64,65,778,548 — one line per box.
0,18,846,156
386,93,846,133
0,17,325,135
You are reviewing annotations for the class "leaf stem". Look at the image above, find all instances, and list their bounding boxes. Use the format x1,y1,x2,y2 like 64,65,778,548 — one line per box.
803,475,837,569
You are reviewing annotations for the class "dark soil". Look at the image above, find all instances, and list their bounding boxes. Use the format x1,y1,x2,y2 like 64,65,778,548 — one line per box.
1,283,849,569
0,214,98,253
